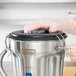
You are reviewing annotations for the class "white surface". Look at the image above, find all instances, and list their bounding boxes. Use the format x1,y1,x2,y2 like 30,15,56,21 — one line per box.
0,19,37,25
0,62,13,76
0,4,76,20
0,0,76,3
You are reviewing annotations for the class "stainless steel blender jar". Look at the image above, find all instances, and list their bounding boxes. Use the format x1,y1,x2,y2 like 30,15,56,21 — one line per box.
0,29,67,76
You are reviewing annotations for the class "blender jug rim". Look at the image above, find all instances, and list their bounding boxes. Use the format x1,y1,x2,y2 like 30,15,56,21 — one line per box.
6,30,67,41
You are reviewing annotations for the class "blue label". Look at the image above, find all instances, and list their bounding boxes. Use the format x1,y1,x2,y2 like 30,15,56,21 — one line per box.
25,73,32,76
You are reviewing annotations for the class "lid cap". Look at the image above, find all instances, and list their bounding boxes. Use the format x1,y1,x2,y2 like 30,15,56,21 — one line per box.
7,30,67,41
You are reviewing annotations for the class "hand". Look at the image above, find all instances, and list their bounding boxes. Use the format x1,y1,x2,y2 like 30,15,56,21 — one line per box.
24,19,62,33
24,18,76,34
24,20,50,33
67,45,76,62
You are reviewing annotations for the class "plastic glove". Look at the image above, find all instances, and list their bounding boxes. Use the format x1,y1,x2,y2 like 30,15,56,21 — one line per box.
24,18,76,34
67,45,76,62
24,19,51,33
24,15,76,62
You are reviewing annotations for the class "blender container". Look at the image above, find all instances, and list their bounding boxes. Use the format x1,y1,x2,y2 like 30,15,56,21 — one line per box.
0,29,67,76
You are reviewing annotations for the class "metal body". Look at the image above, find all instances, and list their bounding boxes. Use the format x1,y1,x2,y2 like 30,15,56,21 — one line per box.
4,36,65,76
0,29,66,76
0,49,7,76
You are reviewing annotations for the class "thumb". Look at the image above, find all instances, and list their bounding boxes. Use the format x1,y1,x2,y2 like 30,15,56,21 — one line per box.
66,45,76,56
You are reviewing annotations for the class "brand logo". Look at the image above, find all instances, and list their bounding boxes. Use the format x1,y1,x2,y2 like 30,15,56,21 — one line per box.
26,73,32,76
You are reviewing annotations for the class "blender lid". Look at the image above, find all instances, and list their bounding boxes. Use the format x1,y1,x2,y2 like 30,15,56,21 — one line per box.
7,29,67,41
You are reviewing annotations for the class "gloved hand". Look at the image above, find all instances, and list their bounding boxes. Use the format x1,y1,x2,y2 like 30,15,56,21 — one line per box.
24,19,51,33
67,45,76,62
24,17,76,62
24,18,76,34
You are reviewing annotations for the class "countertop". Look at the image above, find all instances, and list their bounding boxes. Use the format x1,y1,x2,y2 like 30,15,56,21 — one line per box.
63,62,76,76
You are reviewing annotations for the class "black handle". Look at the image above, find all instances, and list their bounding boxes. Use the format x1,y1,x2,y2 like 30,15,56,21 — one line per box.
31,28,49,34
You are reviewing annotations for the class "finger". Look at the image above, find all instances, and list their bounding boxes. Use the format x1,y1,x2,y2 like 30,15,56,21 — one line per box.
67,45,76,49
67,50,76,56
66,45,76,55
25,31,29,34
67,51,74,56
31,25,49,31
67,51,76,62
70,56,76,62
25,24,49,33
